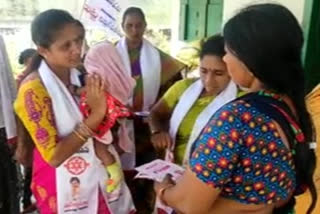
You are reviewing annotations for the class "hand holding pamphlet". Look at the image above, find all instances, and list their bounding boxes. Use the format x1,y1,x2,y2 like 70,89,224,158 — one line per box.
134,159,184,182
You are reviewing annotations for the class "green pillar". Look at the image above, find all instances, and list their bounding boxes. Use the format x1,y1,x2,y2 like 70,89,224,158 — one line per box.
302,0,320,92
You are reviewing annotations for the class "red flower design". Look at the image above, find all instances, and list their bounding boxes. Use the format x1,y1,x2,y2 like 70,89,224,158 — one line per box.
253,182,265,191
194,163,203,172
242,112,252,122
225,187,233,193
273,168,280,174
220,134,227,142
245,135,255,147
267,191,276,199
268,142,277,152
278,172,286,181
268,122,276,130
248,197,258,203
220,111,229,119
242,158,252,167
218,157,229,168
233,176,243,184
207,138,216,148
254,163,262,169
207,162,215,169
263,163,273,172
230,129,239,141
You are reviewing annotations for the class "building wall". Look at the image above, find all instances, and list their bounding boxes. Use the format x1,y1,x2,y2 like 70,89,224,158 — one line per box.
171,0,305,55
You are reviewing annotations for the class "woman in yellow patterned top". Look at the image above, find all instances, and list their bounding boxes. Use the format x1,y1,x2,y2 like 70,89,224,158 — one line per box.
149,35,243,166
14,9,120,214
295,84,320,213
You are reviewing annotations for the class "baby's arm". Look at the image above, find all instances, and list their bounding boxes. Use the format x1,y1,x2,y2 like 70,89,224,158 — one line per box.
94,139,115,166
94,139,123,193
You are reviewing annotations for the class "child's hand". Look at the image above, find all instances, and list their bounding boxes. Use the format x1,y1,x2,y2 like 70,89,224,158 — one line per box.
106,162,123,193
85,74,106,116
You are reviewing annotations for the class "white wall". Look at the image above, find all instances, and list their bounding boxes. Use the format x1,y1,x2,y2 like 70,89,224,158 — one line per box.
170,0,185,55
223,0,305,24
38,0,86,18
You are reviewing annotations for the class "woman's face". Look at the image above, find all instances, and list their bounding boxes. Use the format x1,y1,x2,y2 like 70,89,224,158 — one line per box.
223,46,253,89
39,23,84,71
200,55,230,95
71,180,80,189
122,14,146,43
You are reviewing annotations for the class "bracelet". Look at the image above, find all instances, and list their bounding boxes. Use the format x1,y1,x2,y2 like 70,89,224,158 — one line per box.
77,123,93,139
158,185,173,206
73,129,87,142
80,122,94,136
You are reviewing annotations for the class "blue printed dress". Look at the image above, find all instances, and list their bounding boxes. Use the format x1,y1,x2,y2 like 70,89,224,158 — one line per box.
189,96,296,205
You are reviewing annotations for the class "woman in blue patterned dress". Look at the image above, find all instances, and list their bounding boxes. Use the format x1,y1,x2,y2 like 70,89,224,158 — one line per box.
154,4,317,214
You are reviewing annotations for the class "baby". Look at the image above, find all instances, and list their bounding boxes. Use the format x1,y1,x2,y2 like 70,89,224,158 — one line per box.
77,41,136,193
73,77,132,193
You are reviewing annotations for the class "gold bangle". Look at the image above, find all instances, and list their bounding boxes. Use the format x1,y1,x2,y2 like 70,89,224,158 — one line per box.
73,129,87,142
81,122,94,136
77,123,92,139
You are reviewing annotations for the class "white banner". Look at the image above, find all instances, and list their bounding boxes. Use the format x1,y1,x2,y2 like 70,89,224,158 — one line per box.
81,0,127,38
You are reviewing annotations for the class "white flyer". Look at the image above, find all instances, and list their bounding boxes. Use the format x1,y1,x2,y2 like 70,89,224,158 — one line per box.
134,159,184,182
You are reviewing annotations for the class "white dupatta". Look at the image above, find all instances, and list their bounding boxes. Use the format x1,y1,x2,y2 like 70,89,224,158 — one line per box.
156,80,237,214
116,37,161,111
38,60,135,214
168,79,238,165
0,36,17,139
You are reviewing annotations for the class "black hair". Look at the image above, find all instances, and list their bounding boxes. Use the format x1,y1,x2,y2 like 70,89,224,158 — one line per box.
23,9,78,80
200,34,225,59
70,177,80,184
223,4,316,213
74,19,86,37
18,48,36,65
122,7,146,25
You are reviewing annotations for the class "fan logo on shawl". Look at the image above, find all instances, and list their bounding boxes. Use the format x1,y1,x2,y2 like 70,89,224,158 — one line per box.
64,156,90,175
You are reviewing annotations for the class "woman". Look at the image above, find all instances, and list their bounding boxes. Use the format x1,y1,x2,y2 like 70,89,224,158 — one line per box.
154,4,317,214
116,6,186,169
116,7,186,213
0,35,19,214
14,10,134,214
149,35,241,167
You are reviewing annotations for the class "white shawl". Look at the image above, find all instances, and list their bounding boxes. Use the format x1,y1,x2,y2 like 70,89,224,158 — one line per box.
168,80,238,165
0,35,17,139
116,37,161,169
116,37,161,111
